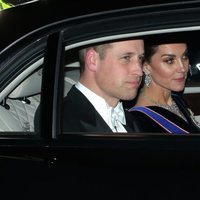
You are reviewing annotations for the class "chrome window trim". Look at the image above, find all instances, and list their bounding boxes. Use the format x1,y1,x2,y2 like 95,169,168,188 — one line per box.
65,26,200,50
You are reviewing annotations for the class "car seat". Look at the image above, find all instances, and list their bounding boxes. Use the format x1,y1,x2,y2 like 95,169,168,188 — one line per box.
34,68,80,132
0,70,42,132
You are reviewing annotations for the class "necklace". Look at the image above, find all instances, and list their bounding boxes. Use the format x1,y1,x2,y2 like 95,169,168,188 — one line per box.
142,94,187,121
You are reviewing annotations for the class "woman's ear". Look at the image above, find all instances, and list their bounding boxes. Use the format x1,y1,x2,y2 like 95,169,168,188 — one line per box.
143,62,151,75
85,48,98,72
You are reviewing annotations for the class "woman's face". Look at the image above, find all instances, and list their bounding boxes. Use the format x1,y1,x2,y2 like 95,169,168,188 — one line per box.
146,43,189,92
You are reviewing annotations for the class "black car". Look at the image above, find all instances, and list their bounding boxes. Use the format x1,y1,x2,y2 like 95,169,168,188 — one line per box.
1,0,200,199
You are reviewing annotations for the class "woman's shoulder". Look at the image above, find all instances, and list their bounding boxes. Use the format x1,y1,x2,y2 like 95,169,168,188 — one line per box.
127,106,166,133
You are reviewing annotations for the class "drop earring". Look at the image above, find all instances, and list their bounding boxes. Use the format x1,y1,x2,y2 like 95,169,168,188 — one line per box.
144,73,151,87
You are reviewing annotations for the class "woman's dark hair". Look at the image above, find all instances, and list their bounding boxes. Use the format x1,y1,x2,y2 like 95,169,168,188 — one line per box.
144,44,158,63
144,34,188,63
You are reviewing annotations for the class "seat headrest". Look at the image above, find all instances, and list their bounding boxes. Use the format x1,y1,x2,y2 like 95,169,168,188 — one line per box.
8,68,79,99
9,70,42,98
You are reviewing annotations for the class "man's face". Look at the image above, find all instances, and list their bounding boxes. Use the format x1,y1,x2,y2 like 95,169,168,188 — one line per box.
95,39,144,106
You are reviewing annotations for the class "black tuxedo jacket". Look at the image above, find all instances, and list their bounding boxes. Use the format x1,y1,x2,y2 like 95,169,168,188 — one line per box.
62,86,137,132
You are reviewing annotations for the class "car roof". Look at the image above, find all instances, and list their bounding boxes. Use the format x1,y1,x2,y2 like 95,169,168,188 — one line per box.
0,0,200,52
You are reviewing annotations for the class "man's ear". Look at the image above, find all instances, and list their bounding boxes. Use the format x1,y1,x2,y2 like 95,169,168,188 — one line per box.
85,48,98,72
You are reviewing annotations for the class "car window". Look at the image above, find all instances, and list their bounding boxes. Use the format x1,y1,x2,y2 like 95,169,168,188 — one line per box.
1,31,200,135
0,36,46,135
61,31,200,134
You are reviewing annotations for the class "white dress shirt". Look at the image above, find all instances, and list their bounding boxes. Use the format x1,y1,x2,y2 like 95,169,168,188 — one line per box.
76,82,127,132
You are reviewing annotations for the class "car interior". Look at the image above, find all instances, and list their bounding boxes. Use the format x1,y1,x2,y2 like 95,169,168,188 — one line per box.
0,32,200,133
0,62,80,133
0,70,41,132
0,61,199,134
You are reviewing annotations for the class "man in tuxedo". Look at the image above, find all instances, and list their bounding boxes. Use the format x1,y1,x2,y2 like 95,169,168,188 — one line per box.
63,39,144,132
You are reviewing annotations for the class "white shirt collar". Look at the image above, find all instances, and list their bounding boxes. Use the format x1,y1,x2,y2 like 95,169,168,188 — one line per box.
75,82,127,132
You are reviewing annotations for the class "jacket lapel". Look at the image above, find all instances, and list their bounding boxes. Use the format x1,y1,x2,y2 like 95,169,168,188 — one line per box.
69,86,112,132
